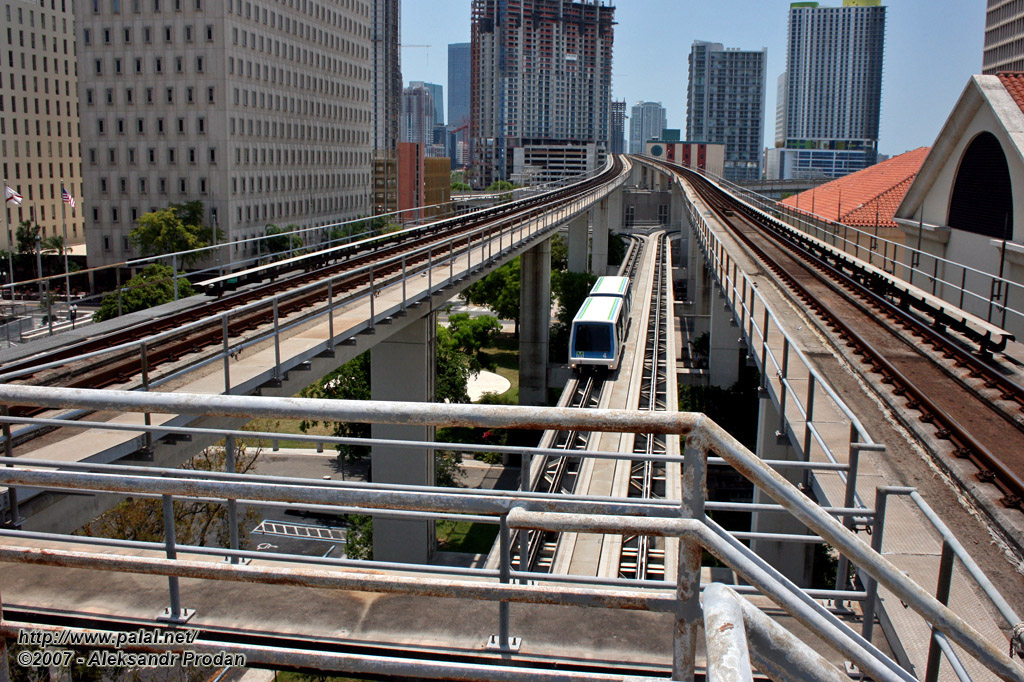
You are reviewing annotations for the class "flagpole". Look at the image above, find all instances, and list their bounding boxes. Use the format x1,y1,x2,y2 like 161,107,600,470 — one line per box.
61,180,71,309
3,180,13,304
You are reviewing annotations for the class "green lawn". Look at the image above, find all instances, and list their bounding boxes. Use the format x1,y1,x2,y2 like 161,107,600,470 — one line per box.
479,332,519,403
436,519,500,554
242,417,337,450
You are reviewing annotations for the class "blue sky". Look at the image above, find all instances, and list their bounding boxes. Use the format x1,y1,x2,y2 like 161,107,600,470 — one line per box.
401,0,985,158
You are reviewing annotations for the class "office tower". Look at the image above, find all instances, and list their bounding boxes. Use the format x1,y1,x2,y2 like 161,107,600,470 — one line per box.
609,100,626,155
401,84,436,148
629,102,667,154
686,41,767,182
409,81,444,128
373,0,401,154
471,0,615,187
78,0,374,267
1,0,84,256
768,0,886,180
448,43,471,130
984,1,1024,73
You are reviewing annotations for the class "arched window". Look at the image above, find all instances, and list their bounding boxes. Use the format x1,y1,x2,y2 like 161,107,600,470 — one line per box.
948,132,1013,239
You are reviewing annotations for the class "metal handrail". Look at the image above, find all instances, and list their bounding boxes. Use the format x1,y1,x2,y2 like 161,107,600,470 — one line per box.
709,169,1024,333
0,385,1019,682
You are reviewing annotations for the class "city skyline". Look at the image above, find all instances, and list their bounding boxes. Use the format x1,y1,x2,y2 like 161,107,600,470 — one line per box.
401,0,985,158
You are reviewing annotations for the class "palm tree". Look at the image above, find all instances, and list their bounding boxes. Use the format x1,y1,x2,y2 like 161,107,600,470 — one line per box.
40,235,67,256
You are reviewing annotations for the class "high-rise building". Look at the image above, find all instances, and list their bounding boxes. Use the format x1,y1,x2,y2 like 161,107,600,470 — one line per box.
686,41,767,182
373,0,401,155
401,84,436,148
768,0,886,180
471,0,615,187
984,1,1024,73
609,100,626,155
448,43,471,130
372,0,401,215
629,102,666,155
2,0,84,257
78,0,374,267
410,82,444,128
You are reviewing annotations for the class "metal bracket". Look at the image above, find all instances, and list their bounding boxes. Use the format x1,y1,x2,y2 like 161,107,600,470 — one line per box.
156,607,195,624
485,635,522,652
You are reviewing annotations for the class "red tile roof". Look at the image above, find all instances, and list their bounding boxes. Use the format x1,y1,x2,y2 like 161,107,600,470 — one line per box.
778,147,930,230
996,72,1024,114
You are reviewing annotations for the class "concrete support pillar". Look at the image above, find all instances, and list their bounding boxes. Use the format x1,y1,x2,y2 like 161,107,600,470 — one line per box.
519,239,551,406
593,191,618,276
671,186,687,233
750,398,811,586
708,284,741,389
567,212,589,273
371,315,435,564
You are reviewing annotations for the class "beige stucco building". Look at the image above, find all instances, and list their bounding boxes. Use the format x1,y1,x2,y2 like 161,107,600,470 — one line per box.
78,0,374,268
1,0,85,256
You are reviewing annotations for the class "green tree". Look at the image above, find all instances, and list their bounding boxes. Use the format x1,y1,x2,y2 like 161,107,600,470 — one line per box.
550,234,569,271
92,264,195,322
343,514,373,560
263,224,304,258
15,221,39,255
607,233,627,267
300,352,372,462
129,208,208,265
40,235,67,256
436,325,472,404
486,180,516,191
451,181,471,192
445,312,501,372
462,257,522,335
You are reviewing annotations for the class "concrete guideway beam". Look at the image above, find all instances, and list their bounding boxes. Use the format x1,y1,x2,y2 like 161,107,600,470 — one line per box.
751,398,811,586
567,212,589,273
371,314,436,564
519,240,552,407
708,284,742,389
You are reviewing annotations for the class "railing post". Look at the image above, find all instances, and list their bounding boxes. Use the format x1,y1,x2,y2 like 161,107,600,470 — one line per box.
448,239,454,286
676,433,707,681
0,591,9,682
224,434,246,565
488,513,520,652
400,256,407,312
172,254,179,301
861,488,890,642
1,407,20,528
272,298,282,383
158,493,193,622
141,342,153,453
803,375,816,458
327,279,335,352
777,338,791,438
924,541,956,682
519,450,531,581
835,426,861,604
369,266,376,328
428,247,433,294
222,313,231,394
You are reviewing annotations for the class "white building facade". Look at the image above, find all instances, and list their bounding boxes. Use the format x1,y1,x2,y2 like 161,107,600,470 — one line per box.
686,41,766,182
769,0,885,180
628,101,666,155
78,0,374,267
1,0,85,254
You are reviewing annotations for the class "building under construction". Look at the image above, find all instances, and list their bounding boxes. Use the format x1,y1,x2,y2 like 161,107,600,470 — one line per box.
471,0,615,188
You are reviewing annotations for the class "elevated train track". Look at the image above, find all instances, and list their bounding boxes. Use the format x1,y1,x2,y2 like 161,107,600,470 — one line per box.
0,157,627,420
648,157,1024,521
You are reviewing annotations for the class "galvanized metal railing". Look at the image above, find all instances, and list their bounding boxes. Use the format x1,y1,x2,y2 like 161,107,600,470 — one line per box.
0,385,1020,682
709,171,1024,336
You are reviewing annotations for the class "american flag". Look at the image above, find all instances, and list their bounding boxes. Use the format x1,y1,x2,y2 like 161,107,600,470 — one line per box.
61,186,75,210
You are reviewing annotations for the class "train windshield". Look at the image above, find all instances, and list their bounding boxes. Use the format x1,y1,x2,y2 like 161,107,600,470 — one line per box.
574,324,612,353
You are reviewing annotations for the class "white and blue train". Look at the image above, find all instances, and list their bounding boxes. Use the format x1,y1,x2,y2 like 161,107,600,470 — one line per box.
568,276,631,371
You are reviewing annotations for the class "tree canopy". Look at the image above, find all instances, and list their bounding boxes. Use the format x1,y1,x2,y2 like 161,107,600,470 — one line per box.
92,264,195,322
445,312,501,372
263,224,304,258
129,208,206,264
461,257,522,335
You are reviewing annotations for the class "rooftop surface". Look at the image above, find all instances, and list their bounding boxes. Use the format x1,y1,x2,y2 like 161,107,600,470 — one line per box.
779,146,930,229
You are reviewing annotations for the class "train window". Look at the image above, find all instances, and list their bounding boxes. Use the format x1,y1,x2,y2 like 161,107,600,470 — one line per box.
575,325,611,354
